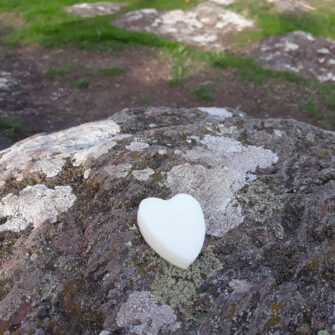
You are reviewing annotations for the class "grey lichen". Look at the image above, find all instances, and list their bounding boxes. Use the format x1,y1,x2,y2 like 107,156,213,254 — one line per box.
126,140,149,151
150,247,223,320
116,291,180,335
236,180,284,223
104,163,132,179
132,168,155,181
166,135,278,236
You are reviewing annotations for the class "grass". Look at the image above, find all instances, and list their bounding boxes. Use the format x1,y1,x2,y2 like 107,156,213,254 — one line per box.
299,97,322,119
72,77,90,88
320,84,335,108
299,95,335,128
99,66,126,76
209,52,309,85
3,49,16,58
194,85,214,102
229,0,335,46
167,45,194,86
47,65,73,78
0,118,23,141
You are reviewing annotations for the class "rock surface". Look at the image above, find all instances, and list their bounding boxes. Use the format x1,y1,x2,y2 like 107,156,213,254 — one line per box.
64,2,126,17
0,106,335,334
113,3,254,50
251,30,335,82
266,0,312,12
210,0,234,5
0,71,18,90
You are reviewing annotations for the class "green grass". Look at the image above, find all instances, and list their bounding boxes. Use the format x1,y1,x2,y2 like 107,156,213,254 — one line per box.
99,66,126,76
229,0,335,46
47,65,73,78
299,97,322,118
209,52,309,85
194,85,214,102
72,77,90,88
137,97,150,106
320,84,335,108
0,118,23,141
299,96,335,128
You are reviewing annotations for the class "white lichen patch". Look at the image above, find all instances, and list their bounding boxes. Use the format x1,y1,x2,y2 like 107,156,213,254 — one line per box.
64,2,125,17
84,169,91,179
113,3,253,50
104,163,132,179
229,279,252,293
132,168,154,181
0,119,121,181
166,135,278,236
198,107,233,119
126,140,149,151
0,184,76,232
116,291,180,335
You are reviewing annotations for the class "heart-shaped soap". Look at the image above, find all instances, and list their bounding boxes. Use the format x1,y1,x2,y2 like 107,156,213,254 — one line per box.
137,194,205,269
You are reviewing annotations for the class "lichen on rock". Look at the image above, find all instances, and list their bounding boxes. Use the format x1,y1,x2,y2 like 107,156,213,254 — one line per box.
150,247,223,320
0,119,121,181
132,168,155,181
116,291,180,335
0,184,76,232
166,135,278,236
236,180,284,223
0,107,334,334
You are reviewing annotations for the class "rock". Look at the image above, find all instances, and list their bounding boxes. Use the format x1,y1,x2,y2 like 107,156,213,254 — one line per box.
210,0,234,5
64,2,126,18
0,71,18,90
250,31,335,82
266,0,313,12
0,106,335,334
113,3,254,50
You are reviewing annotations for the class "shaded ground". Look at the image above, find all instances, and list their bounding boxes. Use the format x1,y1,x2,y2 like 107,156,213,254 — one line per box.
1,40,335,140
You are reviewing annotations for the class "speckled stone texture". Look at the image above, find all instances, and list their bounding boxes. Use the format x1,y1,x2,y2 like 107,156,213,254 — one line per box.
112,3,253,50
250,30,335,82
0,106,335,334
64,2,126,18
266,0,312,13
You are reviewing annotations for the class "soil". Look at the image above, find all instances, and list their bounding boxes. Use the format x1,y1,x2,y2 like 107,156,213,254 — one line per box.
0,20,333,140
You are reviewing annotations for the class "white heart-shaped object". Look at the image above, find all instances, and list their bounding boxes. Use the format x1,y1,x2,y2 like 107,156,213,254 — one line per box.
137,194,205,269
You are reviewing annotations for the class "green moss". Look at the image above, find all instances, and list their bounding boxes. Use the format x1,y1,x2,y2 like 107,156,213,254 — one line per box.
150,247,223,320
